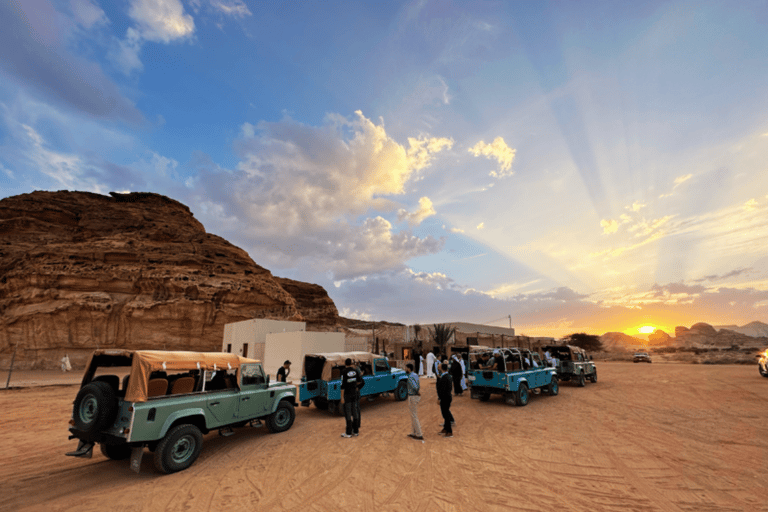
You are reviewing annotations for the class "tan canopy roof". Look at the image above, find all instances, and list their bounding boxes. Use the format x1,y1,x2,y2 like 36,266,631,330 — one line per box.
86,349,259,402
302,351,378,381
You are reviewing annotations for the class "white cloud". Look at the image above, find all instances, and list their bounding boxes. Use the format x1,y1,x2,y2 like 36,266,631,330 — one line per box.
398,196,436,227
191,111,450,280
468,136,515,178
629,201,645,212
448,226,464,233
674,173,693,186
476,222,484,230
744,198,758,211
128,0,195,43
70,0,108,28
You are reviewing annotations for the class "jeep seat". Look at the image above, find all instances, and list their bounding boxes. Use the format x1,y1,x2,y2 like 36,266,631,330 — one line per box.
147,378,168,397
170,376,195,395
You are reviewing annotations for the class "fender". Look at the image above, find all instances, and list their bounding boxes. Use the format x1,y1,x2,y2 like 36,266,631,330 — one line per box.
508,376,528,392
157,409,207,439
268,391,296,413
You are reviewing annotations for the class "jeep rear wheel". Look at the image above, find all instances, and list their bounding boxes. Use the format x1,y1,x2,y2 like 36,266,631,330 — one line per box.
479,392,490,402
589,370,597,383
577,373,586,387
267,401,295,433
395,381,408,401
547,376,559,396
72,381,118,441
100,442,133,461
154,424,203,474
516,383,529,406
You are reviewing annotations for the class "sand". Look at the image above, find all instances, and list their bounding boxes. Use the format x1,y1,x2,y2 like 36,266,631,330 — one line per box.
1,362,766,512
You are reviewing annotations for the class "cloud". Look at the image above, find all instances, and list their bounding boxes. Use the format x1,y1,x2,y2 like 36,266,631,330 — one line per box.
629,201,645,212
660,173,694,198
187,111,451,280
600,219,618,234
113,0,195,75
189,0,252,18
448,226,464,233
468,136,515,178
0,1,142,122
744,198,758,211
398,196,436,227
476,222,484,230
70,0,108,29
128,0,195,43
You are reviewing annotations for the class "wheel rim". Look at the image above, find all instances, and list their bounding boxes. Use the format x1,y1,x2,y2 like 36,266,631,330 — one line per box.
171,435,195,464
398,385,407,399
274,408,290,428
520,387,528,403
79,395,98,424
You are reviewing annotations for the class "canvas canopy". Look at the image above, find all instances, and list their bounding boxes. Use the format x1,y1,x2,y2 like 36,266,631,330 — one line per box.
84,349,259,403
302,351,378,381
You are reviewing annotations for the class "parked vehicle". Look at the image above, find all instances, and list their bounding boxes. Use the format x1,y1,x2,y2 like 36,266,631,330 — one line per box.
633,352,652,364
297,351,408,413
66,349,296,474
543,345,598,386
467,348,558,406
758,349,768,378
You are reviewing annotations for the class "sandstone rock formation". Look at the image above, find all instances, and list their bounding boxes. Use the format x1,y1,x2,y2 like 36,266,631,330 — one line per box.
673,322,765,348
0,191,339,369
599,332,646,351
715,321,768,338
648,329,672,346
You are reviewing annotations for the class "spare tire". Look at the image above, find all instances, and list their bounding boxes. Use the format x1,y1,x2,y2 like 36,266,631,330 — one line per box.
72,381,118,441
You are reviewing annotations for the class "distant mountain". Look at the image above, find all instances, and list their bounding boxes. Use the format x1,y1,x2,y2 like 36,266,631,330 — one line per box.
599,332,646,351
714,321,768,337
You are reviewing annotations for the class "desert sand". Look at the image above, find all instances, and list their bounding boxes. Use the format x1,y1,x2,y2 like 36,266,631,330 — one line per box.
1,362,766,512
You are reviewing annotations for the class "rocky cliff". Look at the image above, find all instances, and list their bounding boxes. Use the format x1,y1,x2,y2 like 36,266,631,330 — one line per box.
674,322,766,348
0,191,339,369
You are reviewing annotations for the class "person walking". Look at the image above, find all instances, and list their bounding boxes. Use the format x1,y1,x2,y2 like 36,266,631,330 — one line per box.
426,351,436,378
450,355,463,395
437,363,454,437
276,360,291,382
404,363,423,440
340,358,363,438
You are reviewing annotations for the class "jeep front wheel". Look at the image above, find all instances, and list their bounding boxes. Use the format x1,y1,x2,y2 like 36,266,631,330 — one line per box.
516,383,529,406
72,381,118,441
589,370,597,383
154,424,203,474
577,373,586,387
100,443,132,461
266,401,295,433
394,381,408,401
547,376,559,396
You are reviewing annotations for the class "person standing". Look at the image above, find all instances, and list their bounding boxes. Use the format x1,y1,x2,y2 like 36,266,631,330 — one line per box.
450,355,463,396
340,358,363,438
404,363,423,440
60,354,72,372
426,351,436,378
276,360,291,382
437,363,454,437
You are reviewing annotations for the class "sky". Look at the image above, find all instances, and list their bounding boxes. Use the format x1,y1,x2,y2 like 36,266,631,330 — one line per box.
2,0,768,338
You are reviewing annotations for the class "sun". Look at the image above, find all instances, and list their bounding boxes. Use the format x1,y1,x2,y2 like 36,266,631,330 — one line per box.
638,325,655,334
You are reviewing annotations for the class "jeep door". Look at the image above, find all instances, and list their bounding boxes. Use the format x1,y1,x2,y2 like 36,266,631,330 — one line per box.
237,363,271,419
368,358,396,393
204,371,240,426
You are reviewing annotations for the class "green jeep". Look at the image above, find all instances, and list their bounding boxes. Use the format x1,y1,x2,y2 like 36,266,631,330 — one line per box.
66,349,296,474
543,345,597,387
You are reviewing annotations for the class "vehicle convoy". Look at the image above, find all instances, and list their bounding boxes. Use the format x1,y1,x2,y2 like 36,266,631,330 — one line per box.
297,351,409,413
633,352,653,364
467,348,558,406
543,345,598,386
759,349,768,378
66,349,297,474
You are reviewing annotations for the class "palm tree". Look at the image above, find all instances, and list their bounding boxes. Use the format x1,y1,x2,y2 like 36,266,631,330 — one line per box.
429,324,456,356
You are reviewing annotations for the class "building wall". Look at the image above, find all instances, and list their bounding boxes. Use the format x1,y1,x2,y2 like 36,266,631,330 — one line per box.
263,331,345,382
222,319,306,362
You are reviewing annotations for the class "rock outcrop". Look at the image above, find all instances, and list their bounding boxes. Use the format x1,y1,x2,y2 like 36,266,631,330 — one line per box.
0,191,339,369
599,332,646,351
673,322,765,348
715,321,768,338
648,329,672,345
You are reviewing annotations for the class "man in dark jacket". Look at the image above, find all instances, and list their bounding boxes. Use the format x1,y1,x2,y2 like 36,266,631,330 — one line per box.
340,358,363,438
436,363,454,437
450,355,463,396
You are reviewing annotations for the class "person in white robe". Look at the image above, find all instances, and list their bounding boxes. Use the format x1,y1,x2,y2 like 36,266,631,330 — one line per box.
419,354,425,375
426,352,436,378
458,355,467,390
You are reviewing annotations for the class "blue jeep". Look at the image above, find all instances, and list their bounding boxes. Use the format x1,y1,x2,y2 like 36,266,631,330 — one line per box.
298,352,409,413
467,348,558,406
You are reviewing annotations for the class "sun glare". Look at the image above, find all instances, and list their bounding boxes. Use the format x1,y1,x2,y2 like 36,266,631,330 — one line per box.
638,326,655,334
